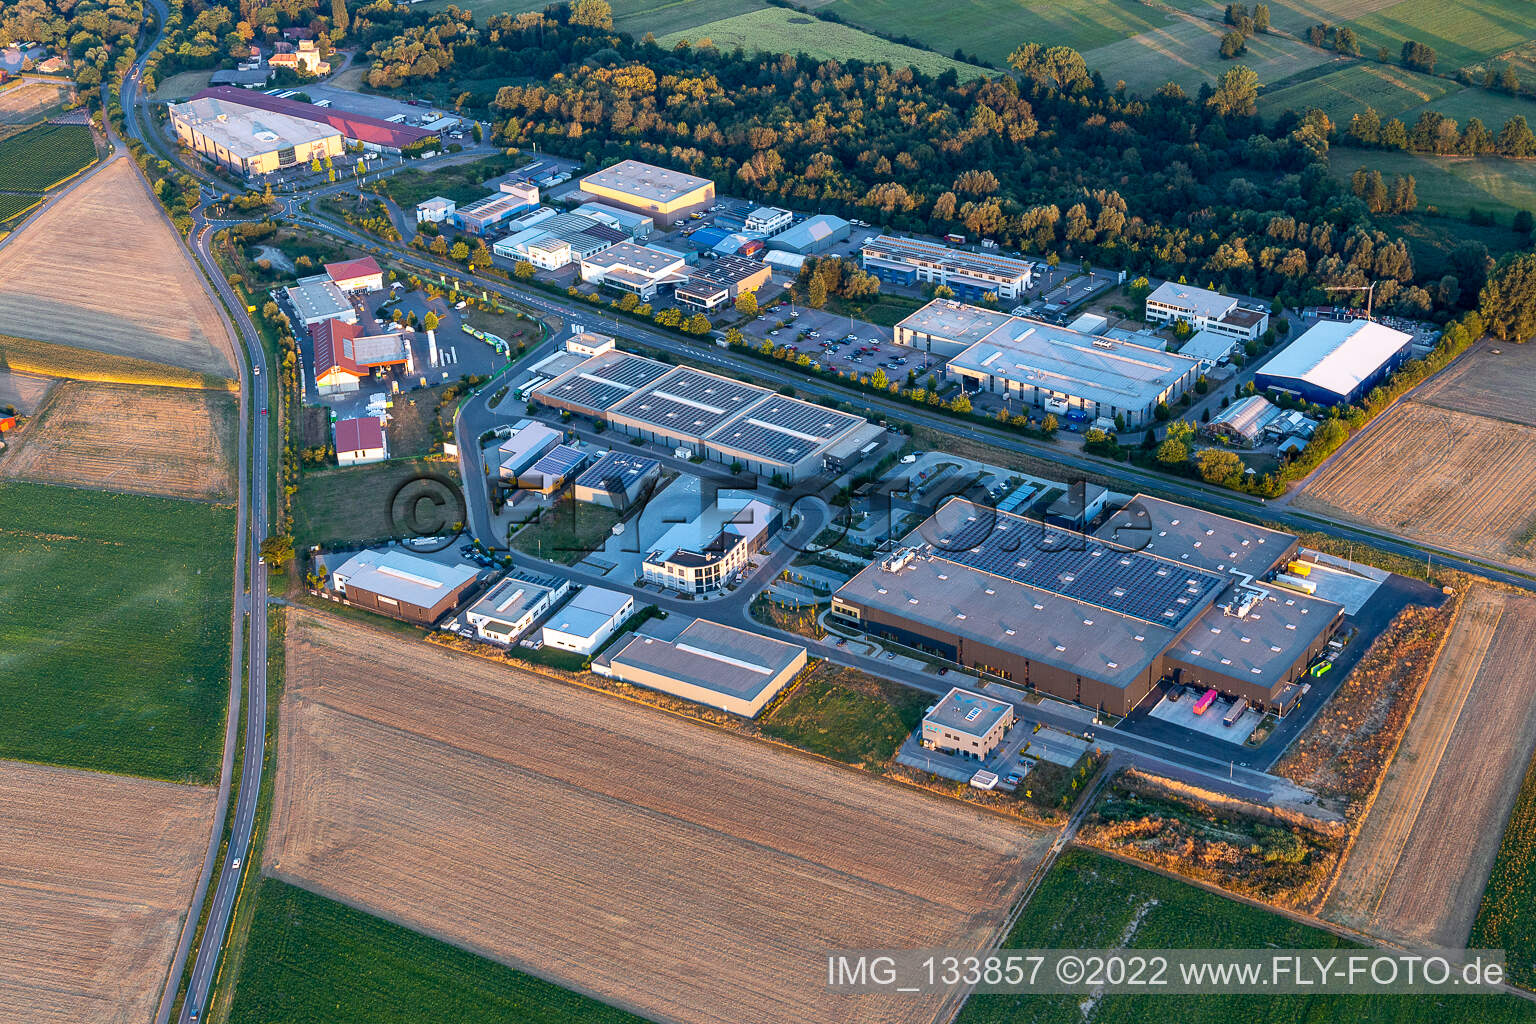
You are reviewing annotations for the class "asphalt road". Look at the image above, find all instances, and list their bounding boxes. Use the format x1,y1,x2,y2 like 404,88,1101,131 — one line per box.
115,8,273,1022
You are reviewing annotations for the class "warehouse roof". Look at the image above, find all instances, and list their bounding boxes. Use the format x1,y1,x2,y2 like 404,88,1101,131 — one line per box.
333,548,476,607
768,214,849,250
458,191,534,222
1172,586,1343,689
574,451,660,493
925,687,1013,740
581,240,686,275
926,301,1199,409
705,395,864,465
1177,329,1238,365
597,619,805,703
170,94,338,159
324,256,381,285
581,159,713,203
1256,319,1413,399
545,587,631,640
286,275,353,324
1206,394,1280,443
1093,494,1294,579
192,86,432,148
534,351,672,414
612,365,768,438
863,235,1034,282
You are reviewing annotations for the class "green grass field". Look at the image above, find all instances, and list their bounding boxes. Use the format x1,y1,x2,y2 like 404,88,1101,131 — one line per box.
760,665,926,766
295,457,462,549
1082,14,1331,95
379,153,526,210
510,496,621,565
1262,62,1457,121
0,123,96,193
0,481,233,782
419,0,765,42
1401,86,1536,132
225,878,648,1024
960,848,1536,1023
659,7,993,79
824,0,1167,67
1329,145,1536,222
1472,748,1536,989
1343,0,1536,72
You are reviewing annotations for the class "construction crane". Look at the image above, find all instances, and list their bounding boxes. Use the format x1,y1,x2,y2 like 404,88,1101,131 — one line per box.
1323,283,1375,321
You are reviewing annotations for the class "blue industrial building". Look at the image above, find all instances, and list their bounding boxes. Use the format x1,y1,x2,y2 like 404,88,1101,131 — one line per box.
1253,319,1414,406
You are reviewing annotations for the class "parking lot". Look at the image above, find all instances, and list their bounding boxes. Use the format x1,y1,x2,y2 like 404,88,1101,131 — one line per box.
739,305,945,380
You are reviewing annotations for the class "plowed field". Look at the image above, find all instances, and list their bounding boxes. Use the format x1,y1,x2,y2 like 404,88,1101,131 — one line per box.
268,610,1050,1024
0,760,214,1024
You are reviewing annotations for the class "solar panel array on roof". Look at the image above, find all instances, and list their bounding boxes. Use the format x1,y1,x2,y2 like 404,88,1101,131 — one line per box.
611,367,769,437
530,445,587,478
930,507,1226,629
741,398,861,442
539,353,671,414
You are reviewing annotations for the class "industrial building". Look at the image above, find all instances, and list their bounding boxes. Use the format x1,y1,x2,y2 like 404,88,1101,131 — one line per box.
310,319,408,395
168,93,343,176
1176,329,1239,370
1206,394,1280,447
324,256,383,293
455,189,539,236
541,587,634,655
575,202,654,239
328,548,478,624
573,451,661,508
578,159,716,227
493,212,626,269
285,275,356,328
862,236,1034,300
594,619,807,717
578,241,690,300
415,197,456,223
1253,318,1413,406
186,87,434,154
674,255,773,311
532,350,877,481
922,688,1015,759
1144,282,1269,342
766,214,850,255
898,300,1199,428
641,496,778,594
496,420,563,481
465,571,570,645
334,416,387,465
832,495,1343,716
520,443,589,495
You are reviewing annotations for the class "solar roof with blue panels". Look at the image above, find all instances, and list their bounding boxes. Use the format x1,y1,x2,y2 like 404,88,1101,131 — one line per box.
529,444,588,480
534,351,671,414
611,366,769,438
705,397,863,464
927,501,1227,630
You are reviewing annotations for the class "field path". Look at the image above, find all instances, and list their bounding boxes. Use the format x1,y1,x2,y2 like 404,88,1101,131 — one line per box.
267,609,1051,1024
1326,588,1536,948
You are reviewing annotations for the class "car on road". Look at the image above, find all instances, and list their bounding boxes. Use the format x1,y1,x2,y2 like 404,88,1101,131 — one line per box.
231,858,241,871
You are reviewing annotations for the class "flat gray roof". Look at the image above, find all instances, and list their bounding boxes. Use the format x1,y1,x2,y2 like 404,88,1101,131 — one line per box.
1172,587,1342,689
597,618,804,702
925,687,1013,739
467,572,564,630
897,300,1013,349
1147,281,1236,319
1093,494,1294,579
544,586,631,640
333,548,477,608
286,275,353,324
864,235,1034,283
582,240,686,275
170,94,338,159
581,159,713,204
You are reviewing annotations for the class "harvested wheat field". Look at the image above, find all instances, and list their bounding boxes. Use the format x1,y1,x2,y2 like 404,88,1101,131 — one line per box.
0,369,53,415
0,381,237,499
0,759,214,1024
268,610,1050,1024
0,160,235,376
1327,587,1536,948
1297,401,1536,570
0,80,72,124
1415,341,1536,428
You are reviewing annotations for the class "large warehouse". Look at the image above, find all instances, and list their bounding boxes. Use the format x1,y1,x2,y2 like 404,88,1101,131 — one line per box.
831,496,1342,715
594,618,807,717
1253,318,1414,405
189,86,434,154
532,350,879,481
168,93,343,176
578,159,716,228
862,236,1034,300
898,300,1199,427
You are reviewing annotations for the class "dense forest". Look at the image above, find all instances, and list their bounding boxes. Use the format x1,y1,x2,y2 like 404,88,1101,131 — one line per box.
0,0,143,85
345,4,1451,317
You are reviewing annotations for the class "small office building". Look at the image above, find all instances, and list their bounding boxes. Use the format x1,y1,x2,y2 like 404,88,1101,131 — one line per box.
464,572,570,645
922,687,1016,760
1145,282,1268,342
862,235,1034,300
578,241,690,301
641,496,778,594
415,197,456,223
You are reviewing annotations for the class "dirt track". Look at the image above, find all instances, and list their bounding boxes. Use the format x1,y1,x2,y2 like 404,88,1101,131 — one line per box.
0,160,236,376
268,610,1050,1024
0,760,214,1024
0,380,236,498
1326,587,1536,948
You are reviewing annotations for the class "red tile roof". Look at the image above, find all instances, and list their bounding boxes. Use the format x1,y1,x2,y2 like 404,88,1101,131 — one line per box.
335,416,384,453
192,87,435,149
325,256,381,285
311,318,363,377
